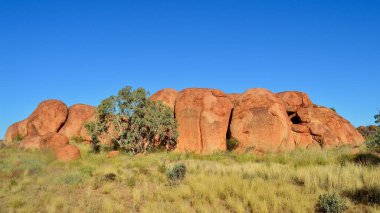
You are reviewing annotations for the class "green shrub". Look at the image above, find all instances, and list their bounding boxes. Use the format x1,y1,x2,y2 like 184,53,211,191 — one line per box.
85,86,178,154
227,138,239,151
366,129,380,153
166,163,186,183
315,193,347,213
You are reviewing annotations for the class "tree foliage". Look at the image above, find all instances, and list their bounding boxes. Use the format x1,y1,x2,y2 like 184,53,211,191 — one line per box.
85,86,178,154
375,111,380,125
366,111,380,153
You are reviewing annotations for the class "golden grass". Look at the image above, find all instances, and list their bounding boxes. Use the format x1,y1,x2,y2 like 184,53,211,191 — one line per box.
0,144,379,213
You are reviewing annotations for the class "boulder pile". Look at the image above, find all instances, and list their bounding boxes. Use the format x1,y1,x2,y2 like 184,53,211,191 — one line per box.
152,88,364,153
4,88,364,155
4,100,90,161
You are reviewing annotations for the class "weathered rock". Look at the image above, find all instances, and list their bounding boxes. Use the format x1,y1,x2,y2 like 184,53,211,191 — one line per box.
26,100,68,136
277,91,313,113
108,150,120,158
357,125,378,138
229,88,294,153
296,107,364,147
291,124,309,133
55,145,81,161
39,133,69,152
226,93,241,105
59,104,95,139
175,88,233,153
4,120,28,144
19,135,42,150
292,132,319,149
150,88,179,110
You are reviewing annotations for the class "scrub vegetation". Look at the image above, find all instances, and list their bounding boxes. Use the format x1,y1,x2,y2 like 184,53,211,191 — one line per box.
1,143,380,213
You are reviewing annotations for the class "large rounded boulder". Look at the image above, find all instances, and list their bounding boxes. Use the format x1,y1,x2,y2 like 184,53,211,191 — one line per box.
277,91,313,113
150,88,179,111
4,100,68,143
59,104,95,139
174,88,233,153
26,100,68,136
229,88,294,153
55,145,81,161
39,132,69,151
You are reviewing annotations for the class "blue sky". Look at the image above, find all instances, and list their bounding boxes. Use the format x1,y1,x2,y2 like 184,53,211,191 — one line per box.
0,0,379,138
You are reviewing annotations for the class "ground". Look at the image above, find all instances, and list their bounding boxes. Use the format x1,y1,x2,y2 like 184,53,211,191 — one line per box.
0,143,379,213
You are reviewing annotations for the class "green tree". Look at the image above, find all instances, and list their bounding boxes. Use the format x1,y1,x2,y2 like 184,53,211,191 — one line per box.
85,86,178,154
375,111,380,125
366,111,380,153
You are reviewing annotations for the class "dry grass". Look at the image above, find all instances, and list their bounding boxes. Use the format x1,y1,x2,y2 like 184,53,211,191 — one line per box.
0,144,379,213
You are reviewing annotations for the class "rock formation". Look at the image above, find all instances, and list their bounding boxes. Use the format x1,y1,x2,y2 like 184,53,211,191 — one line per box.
174,88,233,153
229,89,294,153
277,91,364,148
4,100,83,161
4,87,364,156
59,104,95,139
149,88,178,111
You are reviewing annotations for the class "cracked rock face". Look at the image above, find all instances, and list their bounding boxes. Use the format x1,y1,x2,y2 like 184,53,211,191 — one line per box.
174,88,233,153
229,88,295,153
26,100,69,136
59,104,95,139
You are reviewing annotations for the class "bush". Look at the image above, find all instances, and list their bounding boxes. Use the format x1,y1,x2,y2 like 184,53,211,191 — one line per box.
166,163,186,183
366,129,380,153
227,138,239,151
315,193,347,213
85,86,178,154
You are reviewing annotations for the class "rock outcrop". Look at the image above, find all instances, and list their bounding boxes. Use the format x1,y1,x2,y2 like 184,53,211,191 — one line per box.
59,104,95,139
4,120,28,144
4,100,83,161
55,145,81,161
277,91,313,113
150,88,179,111
26,100,68,136
229,88,294,153
175,88,233,153
357,125,378,138
4,88,364,155
295,106,364,147
39,132,69,152
277,92,364,148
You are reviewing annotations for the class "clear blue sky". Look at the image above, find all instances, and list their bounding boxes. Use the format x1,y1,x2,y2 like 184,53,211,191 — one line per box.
1,0,379,138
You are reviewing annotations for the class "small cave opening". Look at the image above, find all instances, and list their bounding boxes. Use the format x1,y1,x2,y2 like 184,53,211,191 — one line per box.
290,114,302,124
